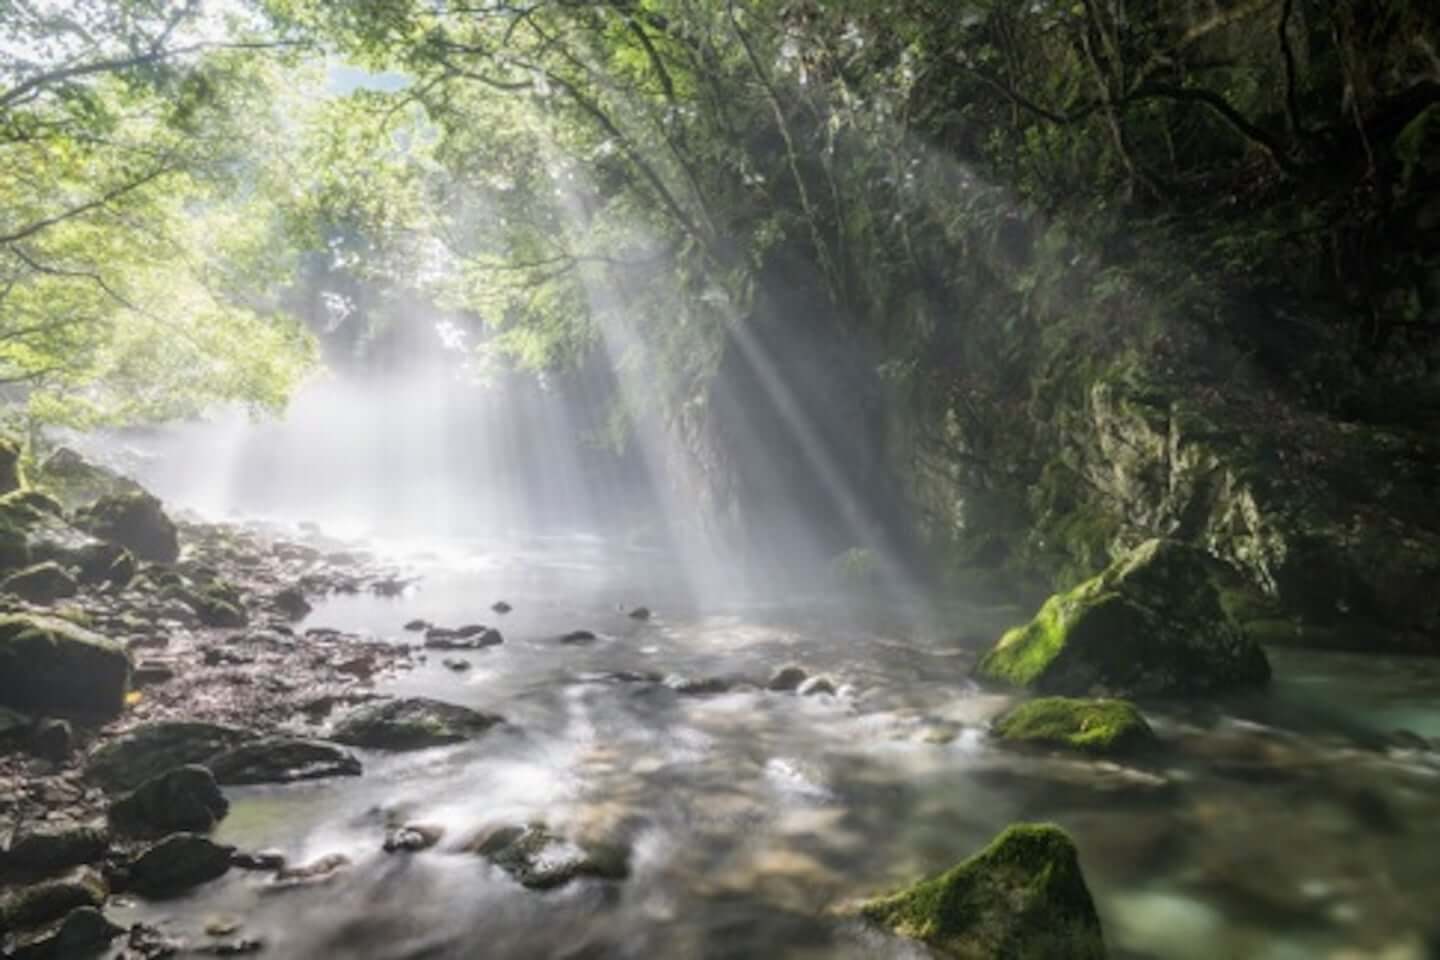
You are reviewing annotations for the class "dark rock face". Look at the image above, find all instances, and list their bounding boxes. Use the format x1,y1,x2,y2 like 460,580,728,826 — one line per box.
330,698,505,751
858,823,1105,959
76,492,179,565
110,765,229,834
85,722,254,792
1,562,78,605
127,833,234,896
205,738,362,785
0,614,131,719
977,539,1270,697
468,824,628,890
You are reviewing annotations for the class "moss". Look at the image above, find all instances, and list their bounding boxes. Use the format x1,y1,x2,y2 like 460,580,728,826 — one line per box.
859,823,1105,960
992,697,1155,755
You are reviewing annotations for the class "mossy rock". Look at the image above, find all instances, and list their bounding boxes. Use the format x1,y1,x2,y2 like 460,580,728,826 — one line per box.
330,697,505,751
85,722,256,792
0,868,107,931
991,697,1155,755
163,582,246,628
2,562,79,605
75,492,178,565
126,833,234,897
976,539,1270,697
0,437,23,496
32,447,141,510
858,823,1105,959
0,614,131,718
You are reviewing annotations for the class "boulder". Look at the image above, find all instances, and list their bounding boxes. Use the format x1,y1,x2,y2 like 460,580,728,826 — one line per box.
127,833,233,897
0,437,21,495
1,821,109,875
2,562,78,605
6,905,125,960
75,492,178,565
109,765,229,834
32,447,140,509
205,738,362,785
991,698,1156,756
0,614,131,718
29,718,73,762
0,868,107,930
858,823,1105,959
382,823,444,854
85,722,254,792
270,587,311,620
164,581,246,628
330,697,504,751
976,539,1270,697
468,824,628,890
766,666,807,692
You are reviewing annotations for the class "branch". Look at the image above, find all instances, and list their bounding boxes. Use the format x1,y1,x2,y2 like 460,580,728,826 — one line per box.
1127,83,1300,175
7,246,142,315
1278,0,1303,137
0,165,174,247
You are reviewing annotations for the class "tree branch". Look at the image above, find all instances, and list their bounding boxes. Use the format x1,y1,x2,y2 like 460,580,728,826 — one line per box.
0,165,174,247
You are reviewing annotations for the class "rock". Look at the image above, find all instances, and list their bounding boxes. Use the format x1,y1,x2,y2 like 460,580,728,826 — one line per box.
330,697,505,751
991,697,1156,755
558,630,597,645
1,563,78,605
0,868,107,930
269,853,350,891
29,718,73,762
0,614,131,719
165,582,246,628
423,626,502,649
857,823,1105,959
7,905,125,960
271,587,311,621
0,437,22,495
127,833,234,896
666,676,732,696
131,660,176,688
75,543,135,588
231,849,286,871
110,765,229,834
382,823,444,854
402,619,429,632
491,601,512,614
976,539,1270,697
75,492,179,565
32,447,140,509
0,705,31,738
197,936,265,956
85,722,254,792
442,657,471,672
766,666,807,692
205,738,362,785
1,821,109,874
627,606,652,621
796,676,836,697
468,824,629,890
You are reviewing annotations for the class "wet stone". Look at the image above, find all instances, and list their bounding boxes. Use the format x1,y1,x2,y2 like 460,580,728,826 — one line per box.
330,698,504,751
797,676,837,697
29,719,73,762
766,666,808,692
442,658,471,672
1,820,109,875
128,833,234,897
231,849,286,872
268,853,351,892
6,905,125,960
206,738,362,785
0,867,107,929
558,630,598,645
491,601,512,614
382,823,444,854
627,607,652,621
109,765,228,834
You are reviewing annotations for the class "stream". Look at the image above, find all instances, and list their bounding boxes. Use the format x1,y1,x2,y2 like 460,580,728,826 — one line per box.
109,531,1440,960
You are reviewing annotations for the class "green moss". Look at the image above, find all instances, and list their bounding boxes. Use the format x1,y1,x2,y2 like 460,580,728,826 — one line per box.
992,697,1154,755
976,577,1115,687
859,823,1105,959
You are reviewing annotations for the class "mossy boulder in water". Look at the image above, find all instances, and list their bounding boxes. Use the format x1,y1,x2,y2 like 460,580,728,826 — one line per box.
858,823,1105,959
331,697,505,751
126,833,233,896
109,765,229,834
75,492,178,565
0,614,131,718
991,697,1155,755
85,722,255,792
976,539,1269,696
1,562,78,605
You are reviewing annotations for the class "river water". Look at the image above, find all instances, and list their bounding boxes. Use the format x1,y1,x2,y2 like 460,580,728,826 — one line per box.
112,532,1440,960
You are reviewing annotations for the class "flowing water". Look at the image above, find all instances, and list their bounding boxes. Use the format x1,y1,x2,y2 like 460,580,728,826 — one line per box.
111,532,1440,960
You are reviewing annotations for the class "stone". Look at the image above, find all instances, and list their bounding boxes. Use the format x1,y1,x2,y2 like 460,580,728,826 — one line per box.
382,823,444,854
127,833,234,896
269,853,350,891
442,657,471,672
991,697,1156,755
110,765,229,834
468,824,628,890
797,676,836,697
0,868,107,930
32,447,139,509
132,660,176,687
75,492,179,565
2,563,78,605
857,823,1105,959
231,849,286,871
976,539,1270,697
766,666,807,692
165,582,246,628
29,718,73,762
205,738,362,785
7,905,125,960
1,821,109,874
627,606,652,621
85,722,254,792
0,614,131,719
271,587,311,621
0,437,21,495
665,676,732,696
330,698,505,751
558,630,597,645
402,619,430,632
491,601,512,614
423,626,502,649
